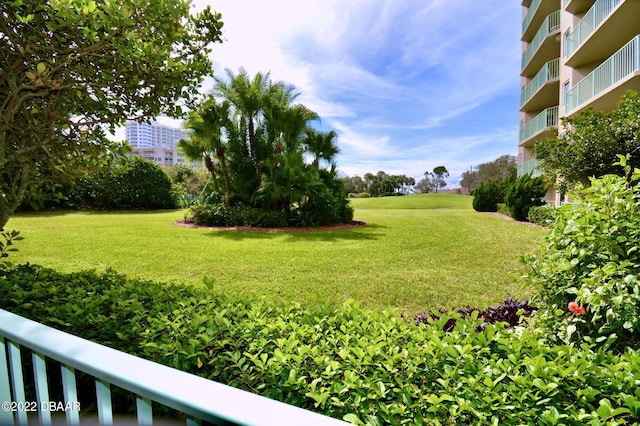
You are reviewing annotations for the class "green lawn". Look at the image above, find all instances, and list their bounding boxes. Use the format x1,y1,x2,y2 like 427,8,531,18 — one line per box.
7,194,547,316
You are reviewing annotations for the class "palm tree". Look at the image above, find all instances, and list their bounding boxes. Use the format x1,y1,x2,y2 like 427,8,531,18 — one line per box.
303,128,339,169
215,68,273,166
179,99,231,197
264,103,318,155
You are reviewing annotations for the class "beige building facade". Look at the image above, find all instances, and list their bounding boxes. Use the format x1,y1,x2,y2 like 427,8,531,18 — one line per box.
518,0,640,205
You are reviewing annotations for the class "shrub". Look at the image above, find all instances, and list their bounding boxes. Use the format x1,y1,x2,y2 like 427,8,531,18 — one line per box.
414,297,536,332
2,263,640,425
294,186,354,227
504,173,546,221
348,192,371,199
77,156,181,209
527,205,557,227
522,156,640,351
496,203,510,217
187,204,288,228
472,180,506,212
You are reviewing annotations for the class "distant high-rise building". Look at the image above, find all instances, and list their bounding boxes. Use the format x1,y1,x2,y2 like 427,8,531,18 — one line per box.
125,120,187,149
125,120,199,167
518,0,640,205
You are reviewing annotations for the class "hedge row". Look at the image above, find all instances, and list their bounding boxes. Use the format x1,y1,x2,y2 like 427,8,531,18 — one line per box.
186,204,289,228
1,264,639,425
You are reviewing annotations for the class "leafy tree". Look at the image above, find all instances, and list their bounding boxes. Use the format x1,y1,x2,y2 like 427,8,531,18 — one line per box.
431,166,449,193
461,155,517,192
460,167,480,193
415,174,435,193
533,90,640,187
341,175,367,195
0,0,223,230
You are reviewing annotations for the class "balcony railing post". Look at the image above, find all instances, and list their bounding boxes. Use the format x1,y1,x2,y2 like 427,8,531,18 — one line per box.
0,338,14,426
8,341,28,426
61,364,81,426
33,352,53,426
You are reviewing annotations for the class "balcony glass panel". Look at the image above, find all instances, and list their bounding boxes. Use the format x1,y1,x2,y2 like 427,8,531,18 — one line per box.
522,11,560,70
521,59,560,107
517,159,542,177
522,0,542,34
566,35,640,113
519,106,559,143
566,0,622,58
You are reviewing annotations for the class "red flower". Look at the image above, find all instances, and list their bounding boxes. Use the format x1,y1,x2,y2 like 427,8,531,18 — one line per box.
568,301,586,315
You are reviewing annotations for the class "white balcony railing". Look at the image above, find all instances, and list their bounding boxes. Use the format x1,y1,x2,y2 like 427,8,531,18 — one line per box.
0,308,348,426
566,35,640,113
566,0,623,58
520,58,560,107
519,106,559,143
522,10,561,71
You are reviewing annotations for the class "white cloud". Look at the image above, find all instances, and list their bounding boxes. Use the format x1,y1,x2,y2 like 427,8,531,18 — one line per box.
185,0,522,179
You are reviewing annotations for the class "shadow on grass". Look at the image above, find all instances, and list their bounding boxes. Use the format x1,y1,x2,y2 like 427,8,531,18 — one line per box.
201,223,385,242
14,209,182,218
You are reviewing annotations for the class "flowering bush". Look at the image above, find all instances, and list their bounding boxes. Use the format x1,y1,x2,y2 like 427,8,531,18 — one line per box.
522,156,640,351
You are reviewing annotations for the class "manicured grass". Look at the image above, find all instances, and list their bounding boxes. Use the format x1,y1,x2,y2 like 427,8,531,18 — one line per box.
7,194,546,316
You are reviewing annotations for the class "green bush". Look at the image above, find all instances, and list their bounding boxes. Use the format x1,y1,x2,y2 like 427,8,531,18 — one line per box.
2,263,640,424
187,204,288,228
472,181,506,212
504,174,546,221
76,156,181,209
527,206,557,227
294,186,353,227
523,157,640,351
348,192,371,199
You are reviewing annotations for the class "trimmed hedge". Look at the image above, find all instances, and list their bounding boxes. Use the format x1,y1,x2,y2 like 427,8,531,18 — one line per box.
1,263,639,425
187,204,288,228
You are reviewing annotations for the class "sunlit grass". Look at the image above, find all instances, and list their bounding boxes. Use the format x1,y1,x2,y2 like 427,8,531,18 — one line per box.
7,194,547,316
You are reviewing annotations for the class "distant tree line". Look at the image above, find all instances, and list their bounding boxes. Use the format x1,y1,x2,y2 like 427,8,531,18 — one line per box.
460,155,517,193
342,172,415,197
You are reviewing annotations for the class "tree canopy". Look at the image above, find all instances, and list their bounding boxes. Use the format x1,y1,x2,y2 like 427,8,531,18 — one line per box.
0,0,224,230
431,166,449,193
533,90,640,187
460,155,516,193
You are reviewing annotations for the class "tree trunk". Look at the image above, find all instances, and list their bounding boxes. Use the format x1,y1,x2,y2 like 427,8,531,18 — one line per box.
203,155,220,193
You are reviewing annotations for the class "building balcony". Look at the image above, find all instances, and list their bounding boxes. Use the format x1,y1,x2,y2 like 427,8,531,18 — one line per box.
521,10,561,77
519,106,559,147
564,0,596,13
566,0,640,67
521,58,560,112
517,159,543,177
566,35,640,116
522,0,561,43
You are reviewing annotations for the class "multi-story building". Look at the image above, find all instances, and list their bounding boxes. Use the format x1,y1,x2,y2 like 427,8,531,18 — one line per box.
125,120,198,167
518,0,640,205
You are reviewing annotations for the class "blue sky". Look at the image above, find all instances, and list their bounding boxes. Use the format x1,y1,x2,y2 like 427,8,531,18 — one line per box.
185,0,522,188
